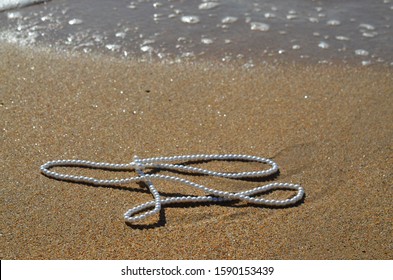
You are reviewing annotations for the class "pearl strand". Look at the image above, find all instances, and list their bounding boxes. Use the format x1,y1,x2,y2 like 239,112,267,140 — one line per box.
40,154,305,223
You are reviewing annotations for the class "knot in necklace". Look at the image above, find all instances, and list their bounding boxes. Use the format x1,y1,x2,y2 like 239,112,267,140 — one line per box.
40,154,305,224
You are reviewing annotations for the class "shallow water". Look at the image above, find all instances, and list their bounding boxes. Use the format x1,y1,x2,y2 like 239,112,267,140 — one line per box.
0,0,392,66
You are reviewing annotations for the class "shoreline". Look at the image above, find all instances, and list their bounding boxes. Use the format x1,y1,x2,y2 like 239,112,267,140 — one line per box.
1,43,392,259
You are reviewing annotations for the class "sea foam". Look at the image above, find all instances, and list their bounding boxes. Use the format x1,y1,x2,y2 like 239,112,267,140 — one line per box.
0,0,49,11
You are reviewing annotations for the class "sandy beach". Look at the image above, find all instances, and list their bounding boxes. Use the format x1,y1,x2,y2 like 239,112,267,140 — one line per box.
0,43,392,259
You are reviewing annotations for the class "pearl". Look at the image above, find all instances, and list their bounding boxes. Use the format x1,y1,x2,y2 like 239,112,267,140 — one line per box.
40,153,305,223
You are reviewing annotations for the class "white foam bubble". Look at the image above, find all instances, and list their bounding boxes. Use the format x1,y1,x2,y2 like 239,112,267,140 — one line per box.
286,15,298,20
243,60,255,69
362,32,378,38
92,34,104,43
327,19,341,26
142,39,155,45
318,60,329,64
140,45,153,52
198,2,220,10
181,15,200,24
335,36,350,41
41,15,52,22
68,18,83,25
106,44,121,52
0,28,38,45
7,11,23,19
359,23,375,30
221,16,238,24
181,52,195,58
264,13,276,19
201,38,213,44
153,14,164,21
115,32,126,39
292,45,301,50
355,49,369,56
318,41,329,49
250,22,270,32
153,2,163,8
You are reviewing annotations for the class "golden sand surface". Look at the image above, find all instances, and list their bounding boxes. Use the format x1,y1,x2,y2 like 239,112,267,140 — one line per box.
0,44,392,259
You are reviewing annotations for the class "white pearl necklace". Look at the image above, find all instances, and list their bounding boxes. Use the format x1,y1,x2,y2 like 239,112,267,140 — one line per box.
40,154,305,223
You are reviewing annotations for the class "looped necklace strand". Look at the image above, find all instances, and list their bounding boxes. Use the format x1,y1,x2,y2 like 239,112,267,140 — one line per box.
40,154,305,223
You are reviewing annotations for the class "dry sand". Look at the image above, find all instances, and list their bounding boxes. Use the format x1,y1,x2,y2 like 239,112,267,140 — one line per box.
0,43,392,259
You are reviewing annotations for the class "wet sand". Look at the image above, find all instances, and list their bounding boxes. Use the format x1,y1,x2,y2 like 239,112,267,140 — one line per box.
0,43,392,259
